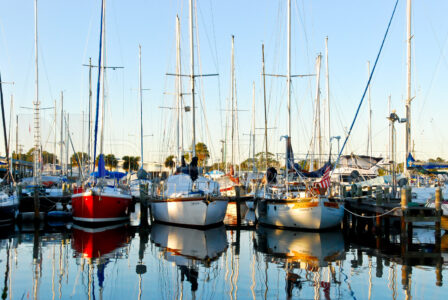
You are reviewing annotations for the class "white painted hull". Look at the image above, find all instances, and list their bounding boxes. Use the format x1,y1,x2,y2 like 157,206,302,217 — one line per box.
256,198,344,230
151,198,228,227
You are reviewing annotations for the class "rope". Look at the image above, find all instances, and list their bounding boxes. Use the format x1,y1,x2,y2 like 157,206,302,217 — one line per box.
343,206,401,219
331,0,400,176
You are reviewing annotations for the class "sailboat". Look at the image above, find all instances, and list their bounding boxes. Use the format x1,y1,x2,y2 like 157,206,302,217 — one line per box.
151,1,227,227
72,0,132,223
255,0,344,230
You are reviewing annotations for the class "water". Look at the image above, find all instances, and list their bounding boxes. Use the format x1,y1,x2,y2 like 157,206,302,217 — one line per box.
0,205,447,299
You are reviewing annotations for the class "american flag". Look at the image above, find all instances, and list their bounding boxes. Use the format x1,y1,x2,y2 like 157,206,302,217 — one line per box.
314,164,331,189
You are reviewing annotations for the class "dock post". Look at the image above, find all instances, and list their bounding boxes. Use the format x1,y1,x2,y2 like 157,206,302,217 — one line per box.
436,261,443,287
140,183,149,227
401,187,409,254
435,187,442,250
235,186,241,226
33,186,40,221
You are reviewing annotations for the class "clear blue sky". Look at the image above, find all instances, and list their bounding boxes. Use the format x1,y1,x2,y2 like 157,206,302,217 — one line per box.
1,0,447,165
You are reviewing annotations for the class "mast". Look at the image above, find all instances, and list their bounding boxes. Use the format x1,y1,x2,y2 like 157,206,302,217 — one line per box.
189,0,196,157
404,0,412,173
93,0,106,169
139,44,143,167
286,0,291,138
285,0,291,191
60,91,63,175
325,37,330,158
99,0,107,156
314,54,322,168
262,44,268,170
53,99,56,174
176,15,183,163
0,74,10,183
367,61,372,159
252,82,256,172
33,0,41,184
87,57,92,173
231,35,235,167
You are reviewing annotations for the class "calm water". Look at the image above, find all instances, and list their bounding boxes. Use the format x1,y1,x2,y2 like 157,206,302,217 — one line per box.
0,204,447,299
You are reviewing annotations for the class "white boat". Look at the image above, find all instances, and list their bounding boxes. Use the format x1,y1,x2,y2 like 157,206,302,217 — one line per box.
256,191,344,230
151,173,227,226
0,191,18,222
151,0,227,227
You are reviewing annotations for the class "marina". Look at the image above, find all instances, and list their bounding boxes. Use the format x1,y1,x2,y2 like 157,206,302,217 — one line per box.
1,0,448,298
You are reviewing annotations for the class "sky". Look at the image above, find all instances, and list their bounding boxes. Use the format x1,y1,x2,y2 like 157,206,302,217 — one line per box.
1,0,448,166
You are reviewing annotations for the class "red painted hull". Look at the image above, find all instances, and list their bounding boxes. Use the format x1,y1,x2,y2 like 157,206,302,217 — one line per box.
72,189,132,222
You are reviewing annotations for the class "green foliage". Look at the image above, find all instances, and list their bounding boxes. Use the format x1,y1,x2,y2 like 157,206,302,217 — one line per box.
99,154,118,170
164,155,176,169
122,156,140,172
12,148,58,164
70,152,89,166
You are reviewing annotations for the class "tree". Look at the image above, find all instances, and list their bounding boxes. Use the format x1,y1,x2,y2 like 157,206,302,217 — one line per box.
195,142,210,167
104,154,118,170
122,156,140,172
70,152,89,166
164,155,176,171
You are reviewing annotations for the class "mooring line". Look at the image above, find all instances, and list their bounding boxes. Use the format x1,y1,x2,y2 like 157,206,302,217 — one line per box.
342,206,401,219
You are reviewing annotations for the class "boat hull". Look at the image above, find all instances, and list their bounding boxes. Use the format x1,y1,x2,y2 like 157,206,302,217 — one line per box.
151,198,228,227
72,189,132,223
256,198,344,230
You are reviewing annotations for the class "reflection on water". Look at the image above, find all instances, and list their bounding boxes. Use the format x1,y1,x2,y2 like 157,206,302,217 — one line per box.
254,227,345,299
0,215,447,299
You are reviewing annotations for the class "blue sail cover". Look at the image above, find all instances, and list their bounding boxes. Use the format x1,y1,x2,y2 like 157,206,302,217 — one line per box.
298,161,332,178
98,154,106,177
407,153,448,170
286,137,294,170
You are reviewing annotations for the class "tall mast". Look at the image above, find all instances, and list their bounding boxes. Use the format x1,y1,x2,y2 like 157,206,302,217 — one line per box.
176,16,183,163
60,91,63,174
53,99,56,174
325,37,330,158
404,0,412,173
262,44,268,170
231,35,235,167
286,0,291,138
0,74,10,183
285,0,291,191
87,57,92,172
314,54,322,168
252,82,256,172
367,61,372,159
99,0,107,156
139,44,143,167
33,0,41,184
189,0,196,157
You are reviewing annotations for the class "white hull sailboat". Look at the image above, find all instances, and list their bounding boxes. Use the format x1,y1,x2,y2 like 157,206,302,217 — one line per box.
151,174,226,227
151,1,227,227
257,0,343,230
256,196,344,230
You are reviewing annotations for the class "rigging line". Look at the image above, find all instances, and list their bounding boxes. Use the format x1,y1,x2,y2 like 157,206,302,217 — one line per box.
207,0,224,142
194,1,216,162
332,0,400,175
416,19,448,123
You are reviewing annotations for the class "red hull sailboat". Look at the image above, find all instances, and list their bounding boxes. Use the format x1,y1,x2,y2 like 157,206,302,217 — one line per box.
72,0,132,224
